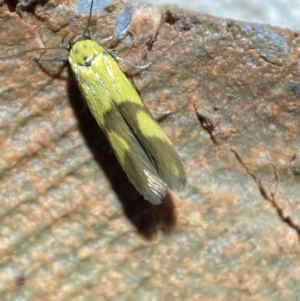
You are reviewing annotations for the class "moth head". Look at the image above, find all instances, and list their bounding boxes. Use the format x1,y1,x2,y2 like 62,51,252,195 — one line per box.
69,34,92,50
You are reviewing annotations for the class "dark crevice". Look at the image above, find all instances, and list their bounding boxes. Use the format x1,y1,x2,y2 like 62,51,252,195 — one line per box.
230,145,300,243
4,0,49,14
193,106,219,145
164,10,177,25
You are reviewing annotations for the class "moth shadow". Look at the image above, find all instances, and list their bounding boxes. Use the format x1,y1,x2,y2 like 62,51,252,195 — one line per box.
67,78,177,240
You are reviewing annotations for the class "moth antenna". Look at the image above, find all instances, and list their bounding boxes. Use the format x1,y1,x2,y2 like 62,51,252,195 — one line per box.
82,0,94,37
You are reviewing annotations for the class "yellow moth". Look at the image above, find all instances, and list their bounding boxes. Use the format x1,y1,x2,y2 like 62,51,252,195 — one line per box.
8,0,187,204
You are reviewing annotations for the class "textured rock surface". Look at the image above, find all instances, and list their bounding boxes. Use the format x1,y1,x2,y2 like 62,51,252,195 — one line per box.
1,0,300,300
151,0,300,30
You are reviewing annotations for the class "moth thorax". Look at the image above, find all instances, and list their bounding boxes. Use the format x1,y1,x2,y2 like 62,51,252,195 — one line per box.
69,33,91,48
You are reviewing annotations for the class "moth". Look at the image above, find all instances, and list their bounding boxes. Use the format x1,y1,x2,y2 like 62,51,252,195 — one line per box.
4,0,187,204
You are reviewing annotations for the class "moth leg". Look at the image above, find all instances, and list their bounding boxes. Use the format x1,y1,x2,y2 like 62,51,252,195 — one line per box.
149,110,172,122
34,55,69,62
106,49,151,70
33,56,69,80
98,19,131,45
99,17,151,70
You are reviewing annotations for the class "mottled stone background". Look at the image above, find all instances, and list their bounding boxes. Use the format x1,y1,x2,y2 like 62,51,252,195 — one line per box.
0,0,300,300
151,0,300,30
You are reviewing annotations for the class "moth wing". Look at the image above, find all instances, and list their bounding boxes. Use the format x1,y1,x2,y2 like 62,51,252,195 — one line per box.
117,102,186,191
101,51,186,190
102,107,167,204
